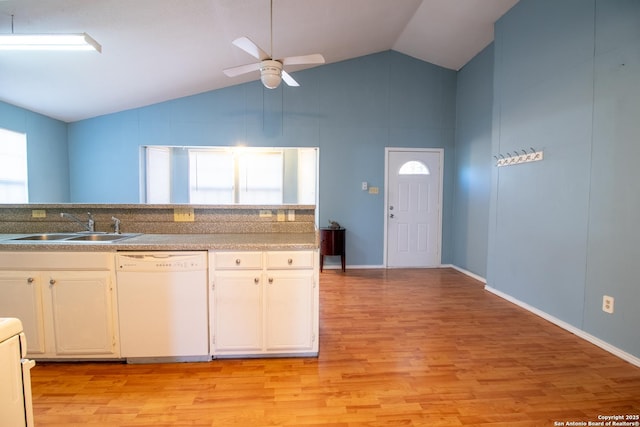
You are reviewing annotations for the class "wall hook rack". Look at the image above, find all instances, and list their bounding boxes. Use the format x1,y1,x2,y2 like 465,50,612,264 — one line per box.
494,148,544,167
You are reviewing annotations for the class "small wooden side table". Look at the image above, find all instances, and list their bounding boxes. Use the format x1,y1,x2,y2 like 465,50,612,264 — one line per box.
320,227,345,272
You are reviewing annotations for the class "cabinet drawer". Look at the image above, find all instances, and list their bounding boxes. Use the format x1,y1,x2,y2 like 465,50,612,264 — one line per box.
266,251,314,269
215,252,263,270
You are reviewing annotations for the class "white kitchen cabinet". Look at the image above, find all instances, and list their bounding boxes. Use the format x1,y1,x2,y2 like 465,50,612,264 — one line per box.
264,270,315,351
213,271,263,352
0,252,119,359
210,249,319,357
47,271,116,356
0,272,45,354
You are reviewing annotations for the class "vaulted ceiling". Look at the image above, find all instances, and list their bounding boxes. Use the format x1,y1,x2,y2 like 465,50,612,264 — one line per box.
0,0,518,122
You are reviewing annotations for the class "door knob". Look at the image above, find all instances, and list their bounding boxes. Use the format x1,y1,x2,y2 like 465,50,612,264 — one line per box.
389,206,394,210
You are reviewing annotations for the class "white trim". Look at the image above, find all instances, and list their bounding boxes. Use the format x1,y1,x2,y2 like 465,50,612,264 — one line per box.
446,264,487,283
384,147,444,268
321,264,385,270
485,285,640,368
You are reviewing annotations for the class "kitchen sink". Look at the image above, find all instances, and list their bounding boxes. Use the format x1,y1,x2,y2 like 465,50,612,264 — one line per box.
67,233,138,242
11,233,80,241
9,233,141,243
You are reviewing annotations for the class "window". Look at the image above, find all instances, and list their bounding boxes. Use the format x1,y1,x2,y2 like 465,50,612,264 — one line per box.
142,146,292,204
237,150,283,204
0,128,28,203
398,160,429,175
146,146,171,203
189,149,235,204
189,149,282,204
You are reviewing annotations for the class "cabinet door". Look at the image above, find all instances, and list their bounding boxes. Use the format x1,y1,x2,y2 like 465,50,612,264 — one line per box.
0,272,45,354
47,271,116,356
264,270,315,351
213,271,263,353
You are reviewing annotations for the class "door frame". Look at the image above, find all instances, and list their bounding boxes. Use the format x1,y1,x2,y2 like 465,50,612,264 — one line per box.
383,147,444,268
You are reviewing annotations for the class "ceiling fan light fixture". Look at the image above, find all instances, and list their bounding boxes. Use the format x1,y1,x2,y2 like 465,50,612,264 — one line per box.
0,33,102,52
260,59,282,89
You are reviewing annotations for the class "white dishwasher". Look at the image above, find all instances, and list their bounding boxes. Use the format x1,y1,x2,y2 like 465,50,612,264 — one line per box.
116,251,209,362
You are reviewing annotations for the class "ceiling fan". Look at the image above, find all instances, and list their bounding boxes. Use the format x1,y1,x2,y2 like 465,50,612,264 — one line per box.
223,0,325,89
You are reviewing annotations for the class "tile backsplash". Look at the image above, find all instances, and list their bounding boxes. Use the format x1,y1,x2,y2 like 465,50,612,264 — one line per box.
0,204,315,234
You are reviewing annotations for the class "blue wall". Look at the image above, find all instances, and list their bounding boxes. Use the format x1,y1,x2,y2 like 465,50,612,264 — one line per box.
488,0,640,358
0,101,69,202
68,50,457,267
452,44,493,277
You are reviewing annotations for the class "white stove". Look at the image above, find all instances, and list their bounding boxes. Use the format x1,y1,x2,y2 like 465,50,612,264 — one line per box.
0,317,35,427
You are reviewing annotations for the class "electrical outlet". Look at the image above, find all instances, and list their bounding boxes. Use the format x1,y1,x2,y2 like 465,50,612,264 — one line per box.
362,181,368,191
173,208,195,222
602,295,614,314
287,209,295,221
277,210,285,222
259,210,272,218
31,209,46,218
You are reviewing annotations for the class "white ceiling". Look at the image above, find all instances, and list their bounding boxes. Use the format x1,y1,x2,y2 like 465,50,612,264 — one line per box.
0,0,518,123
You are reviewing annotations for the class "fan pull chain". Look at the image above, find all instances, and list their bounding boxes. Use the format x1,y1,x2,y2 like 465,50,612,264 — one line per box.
270,0,273,57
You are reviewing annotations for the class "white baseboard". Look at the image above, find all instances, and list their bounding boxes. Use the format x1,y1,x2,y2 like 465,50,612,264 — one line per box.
445,264,487,283
485,285,640,368
320,264,385,270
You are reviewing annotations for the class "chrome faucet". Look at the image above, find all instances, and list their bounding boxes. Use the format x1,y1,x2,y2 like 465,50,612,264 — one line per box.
111,216,121,234
60,212,94,232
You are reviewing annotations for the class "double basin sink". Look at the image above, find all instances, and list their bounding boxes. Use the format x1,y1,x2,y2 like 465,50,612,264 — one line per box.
9,232,141,243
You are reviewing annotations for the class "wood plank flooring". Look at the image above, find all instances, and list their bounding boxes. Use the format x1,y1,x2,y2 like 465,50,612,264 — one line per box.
30,268,640,426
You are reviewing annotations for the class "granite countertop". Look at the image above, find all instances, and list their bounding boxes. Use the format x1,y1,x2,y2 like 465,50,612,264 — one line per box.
0,233,318,251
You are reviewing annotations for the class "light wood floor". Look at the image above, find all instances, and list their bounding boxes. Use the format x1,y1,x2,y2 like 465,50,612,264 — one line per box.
30,268,640,426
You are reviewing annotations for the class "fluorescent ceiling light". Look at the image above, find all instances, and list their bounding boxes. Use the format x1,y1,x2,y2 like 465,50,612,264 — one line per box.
0,33,101,52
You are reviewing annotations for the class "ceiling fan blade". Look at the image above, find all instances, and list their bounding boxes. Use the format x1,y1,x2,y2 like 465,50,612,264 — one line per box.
232,37,270,60
223,62,261,77
282,53,325,66
281,70,300,87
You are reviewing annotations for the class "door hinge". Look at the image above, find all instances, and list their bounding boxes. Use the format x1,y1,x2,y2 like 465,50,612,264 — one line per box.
211,281,215,291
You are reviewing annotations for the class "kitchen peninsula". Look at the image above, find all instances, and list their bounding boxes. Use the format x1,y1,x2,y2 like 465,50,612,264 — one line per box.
0,204,319,362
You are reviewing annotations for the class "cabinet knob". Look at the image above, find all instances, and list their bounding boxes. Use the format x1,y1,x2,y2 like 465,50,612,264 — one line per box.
287,258,293,265
235,259,241,265
254,277,259,284
268,277,274,284
27,277,34,283
49,279,56,285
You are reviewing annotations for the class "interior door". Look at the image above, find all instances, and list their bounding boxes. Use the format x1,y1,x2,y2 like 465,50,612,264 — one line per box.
385,149,443,267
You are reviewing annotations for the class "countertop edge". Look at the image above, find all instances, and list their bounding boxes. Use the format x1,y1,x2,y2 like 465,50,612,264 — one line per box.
0,233,319,252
